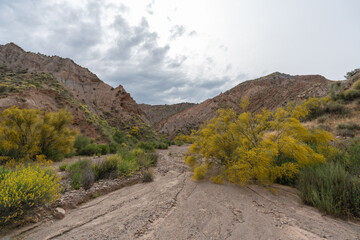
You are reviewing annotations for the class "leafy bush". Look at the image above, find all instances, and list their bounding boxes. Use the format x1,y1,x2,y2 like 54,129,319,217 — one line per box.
137,141,156,152
307,101,349,120
143,169,154,182
297,162,360,217
343,89,360,101
109,142,120,154
74,135,91,154
0,164,60,223
79,144,99,156
337,122,360,131
0,107,76,161
68,160,94,189
145,153,158,167
346,141,360,176
98,144,110,155
187,98,333,185
118,158,138,176
337,129,355,138
97,155,120,179
59,163,68,171
81,168,95,190
175,140,184,146
353,80,360,90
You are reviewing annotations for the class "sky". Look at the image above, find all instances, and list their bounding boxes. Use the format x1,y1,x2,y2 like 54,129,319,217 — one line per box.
0,0,360,104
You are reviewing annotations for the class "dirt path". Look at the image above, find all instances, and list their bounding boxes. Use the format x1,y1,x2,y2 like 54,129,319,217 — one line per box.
5,145,360,240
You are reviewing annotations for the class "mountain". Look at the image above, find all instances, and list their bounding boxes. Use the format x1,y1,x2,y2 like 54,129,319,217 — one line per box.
139,103,197,129
0,43,150,140
157,72,332,137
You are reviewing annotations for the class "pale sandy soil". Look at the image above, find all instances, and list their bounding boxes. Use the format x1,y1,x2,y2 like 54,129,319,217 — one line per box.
4,145,360,240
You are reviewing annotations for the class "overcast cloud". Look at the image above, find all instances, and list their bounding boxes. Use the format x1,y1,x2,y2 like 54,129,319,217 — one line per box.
0,0,359,104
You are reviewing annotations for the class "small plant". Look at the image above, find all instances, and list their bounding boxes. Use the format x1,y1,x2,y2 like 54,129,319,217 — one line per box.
97,155,120,179
79,144,99,156
337,122,360,131
59,163,68,171
81,168,95,190
143,169,154,182
68,160,93,189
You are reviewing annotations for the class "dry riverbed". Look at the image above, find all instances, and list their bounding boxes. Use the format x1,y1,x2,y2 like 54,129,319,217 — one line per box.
3,145,360,240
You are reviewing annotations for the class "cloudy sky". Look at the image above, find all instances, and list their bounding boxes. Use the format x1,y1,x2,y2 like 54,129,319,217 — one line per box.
1,0,360,104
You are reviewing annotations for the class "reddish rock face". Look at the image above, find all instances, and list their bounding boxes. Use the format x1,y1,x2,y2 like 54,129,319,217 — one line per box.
157,73,332,137
0,43,150,139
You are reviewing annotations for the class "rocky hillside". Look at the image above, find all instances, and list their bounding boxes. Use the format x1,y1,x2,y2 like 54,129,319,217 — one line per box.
139,103,197,129
158,72,332,137
0,43,150,140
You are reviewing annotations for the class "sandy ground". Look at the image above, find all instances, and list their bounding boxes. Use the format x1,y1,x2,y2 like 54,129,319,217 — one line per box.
4,145,360,240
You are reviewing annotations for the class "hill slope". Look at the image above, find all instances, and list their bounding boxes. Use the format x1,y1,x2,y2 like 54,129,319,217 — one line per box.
0,43,150,140
158,73,332,137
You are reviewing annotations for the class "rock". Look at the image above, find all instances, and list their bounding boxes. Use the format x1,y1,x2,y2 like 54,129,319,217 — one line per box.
53,207,66,219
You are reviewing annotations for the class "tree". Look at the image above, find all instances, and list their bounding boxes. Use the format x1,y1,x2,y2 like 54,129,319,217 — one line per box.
0,107,77,161
187,98,333,185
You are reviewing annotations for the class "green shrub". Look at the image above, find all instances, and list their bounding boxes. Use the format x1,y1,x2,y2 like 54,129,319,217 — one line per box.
97,155,120,179
81,168,95,190
308,102,349,120
156,142,168,149
143,169,154,182
137,141,156,152
109,142,120,154
347,141,360,176
113,130,125,144
344,89,360,101
44,148,64,162
98,144,110,155
79,144,99,156
175,140,184,146
68,160,94,189
337,122,360,131
317,115,327,124
74,135,91,154
59,163,68,171
118,158,138,176
297,162,360,217
353,80,360,90
145,153,158,167
337,128,355,138
0,164,60,224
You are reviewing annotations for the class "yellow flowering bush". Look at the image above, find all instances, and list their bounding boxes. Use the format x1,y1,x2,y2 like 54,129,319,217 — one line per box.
0,164,60,224
187,98,334,185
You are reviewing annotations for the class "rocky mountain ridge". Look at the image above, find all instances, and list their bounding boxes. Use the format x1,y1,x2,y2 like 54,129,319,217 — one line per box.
0,43,149,139
157,72,332,137
0,43,335,139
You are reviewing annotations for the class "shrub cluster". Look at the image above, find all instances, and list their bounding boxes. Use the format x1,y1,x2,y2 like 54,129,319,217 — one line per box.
67,149,158,190
0,163,60,224
187,98,333,185
74,135,117,156
298,161,360,217
337,122,360,138
0,107,76,162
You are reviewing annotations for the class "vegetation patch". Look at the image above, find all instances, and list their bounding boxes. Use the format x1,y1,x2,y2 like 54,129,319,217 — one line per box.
0,163,60,224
